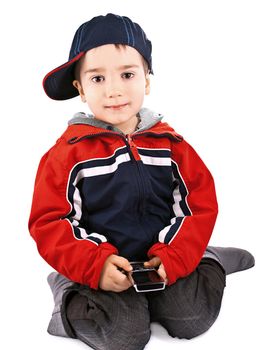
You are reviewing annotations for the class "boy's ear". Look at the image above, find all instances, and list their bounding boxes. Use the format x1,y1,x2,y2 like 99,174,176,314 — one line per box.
73,80,86,102
145,75,150,95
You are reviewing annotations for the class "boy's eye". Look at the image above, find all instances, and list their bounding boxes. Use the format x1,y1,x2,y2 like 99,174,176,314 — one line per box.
122,72,134,79
92,75,104,83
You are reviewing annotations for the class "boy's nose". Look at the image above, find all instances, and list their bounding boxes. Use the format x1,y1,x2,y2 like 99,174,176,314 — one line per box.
107,89,122,98
105,80,123,98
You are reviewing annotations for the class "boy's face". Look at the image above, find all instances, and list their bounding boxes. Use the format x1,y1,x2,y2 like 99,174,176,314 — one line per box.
73,44,150,134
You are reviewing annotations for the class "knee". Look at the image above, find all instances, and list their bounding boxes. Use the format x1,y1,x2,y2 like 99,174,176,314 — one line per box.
168,321,211,340
160,292,222,340
164,310,218,340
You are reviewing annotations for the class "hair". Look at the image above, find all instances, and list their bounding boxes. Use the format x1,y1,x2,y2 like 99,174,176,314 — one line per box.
73,44,150,82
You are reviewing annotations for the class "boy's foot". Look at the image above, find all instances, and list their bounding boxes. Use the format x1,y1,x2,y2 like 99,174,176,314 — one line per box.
47,272,75,337
203,246,255,275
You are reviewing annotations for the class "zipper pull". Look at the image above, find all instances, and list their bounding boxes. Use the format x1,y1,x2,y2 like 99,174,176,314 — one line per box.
126,134,135,148
126,134,140,161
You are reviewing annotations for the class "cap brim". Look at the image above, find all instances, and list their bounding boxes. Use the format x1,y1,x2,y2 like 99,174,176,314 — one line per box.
43,52,85,100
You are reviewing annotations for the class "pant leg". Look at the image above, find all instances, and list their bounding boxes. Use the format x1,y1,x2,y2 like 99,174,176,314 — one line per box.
63,285,151,350
147,259,226,340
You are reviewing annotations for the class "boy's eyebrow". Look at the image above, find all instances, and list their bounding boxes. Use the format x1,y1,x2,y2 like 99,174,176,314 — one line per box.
84,64,141,74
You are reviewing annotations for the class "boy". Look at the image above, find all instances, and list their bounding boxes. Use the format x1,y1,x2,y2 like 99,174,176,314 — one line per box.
29,13,255,350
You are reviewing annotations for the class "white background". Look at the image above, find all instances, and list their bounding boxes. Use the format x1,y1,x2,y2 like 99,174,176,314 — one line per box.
1,0,258,349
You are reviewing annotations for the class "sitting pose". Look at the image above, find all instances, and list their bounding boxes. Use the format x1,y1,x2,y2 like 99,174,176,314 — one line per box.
29,13,255,350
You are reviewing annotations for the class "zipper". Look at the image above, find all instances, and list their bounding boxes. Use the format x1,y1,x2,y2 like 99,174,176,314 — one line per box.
125,134,146,216
125,134,141,161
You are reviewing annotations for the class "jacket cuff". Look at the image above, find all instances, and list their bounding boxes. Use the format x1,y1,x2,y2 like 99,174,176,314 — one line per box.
148,243,189,285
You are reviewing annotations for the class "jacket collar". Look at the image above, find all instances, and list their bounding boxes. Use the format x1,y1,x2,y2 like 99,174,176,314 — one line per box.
65,107,183,143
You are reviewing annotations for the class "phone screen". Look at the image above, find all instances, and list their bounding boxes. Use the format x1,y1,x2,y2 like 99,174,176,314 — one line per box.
132,270,164,284
129,262,166,292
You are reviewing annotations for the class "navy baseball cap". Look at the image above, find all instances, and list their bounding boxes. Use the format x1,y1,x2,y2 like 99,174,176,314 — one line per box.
43,13,153,100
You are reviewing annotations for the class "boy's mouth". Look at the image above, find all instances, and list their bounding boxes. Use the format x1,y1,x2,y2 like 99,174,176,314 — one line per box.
105,103,128,110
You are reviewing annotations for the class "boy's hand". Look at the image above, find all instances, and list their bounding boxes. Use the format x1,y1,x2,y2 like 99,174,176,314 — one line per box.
144,256,168,285
99,254,133,292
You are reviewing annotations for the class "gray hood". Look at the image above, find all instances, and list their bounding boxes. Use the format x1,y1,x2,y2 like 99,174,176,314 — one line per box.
68,107,163,134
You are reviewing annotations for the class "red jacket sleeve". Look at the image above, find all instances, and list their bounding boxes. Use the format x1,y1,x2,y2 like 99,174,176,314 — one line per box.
28,144,118,289
148,139,218,285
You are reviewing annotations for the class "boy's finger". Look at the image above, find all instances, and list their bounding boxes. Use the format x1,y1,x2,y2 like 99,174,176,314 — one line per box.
112,256,132,272
144,256,161,267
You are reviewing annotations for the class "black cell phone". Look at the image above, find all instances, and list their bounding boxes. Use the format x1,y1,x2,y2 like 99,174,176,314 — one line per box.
128,262,166,292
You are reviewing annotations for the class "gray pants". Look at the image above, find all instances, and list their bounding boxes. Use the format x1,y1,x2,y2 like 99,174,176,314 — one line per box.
61,259,225,350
